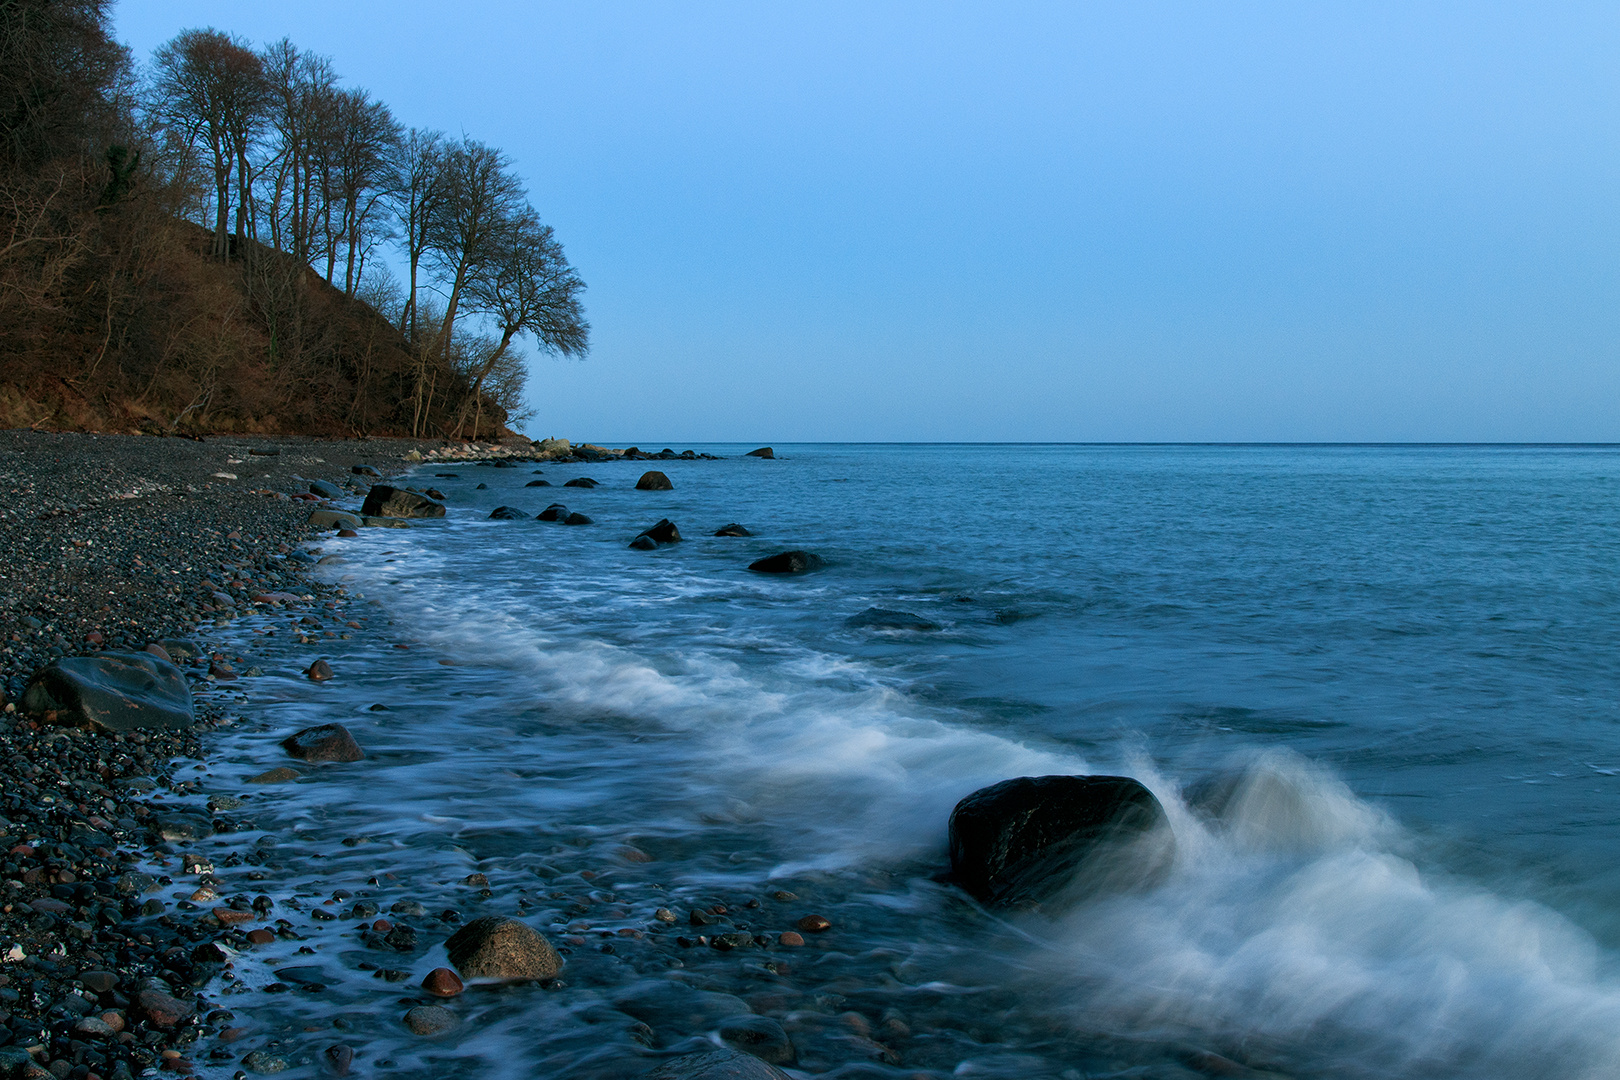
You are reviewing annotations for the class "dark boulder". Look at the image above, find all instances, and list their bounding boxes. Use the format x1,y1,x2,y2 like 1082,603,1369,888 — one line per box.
628,534,658,551
635,470,674,490
361,485,445,519
635,518,682,545
475,482,488,489
537,503,570,521
424,487,447,500
308,509,361,530
846,607,939,630
714,523,753,537
444,916,562,980
22,653,194,733
563,477,599,488
748,550,826,574
352,464,380,477
524,479,551,487
746,447,774,459
948,775,1174,909
488,506,527,520
308,479,343,499
282,723,365,763
563,512,593,525
646,1049,792,1080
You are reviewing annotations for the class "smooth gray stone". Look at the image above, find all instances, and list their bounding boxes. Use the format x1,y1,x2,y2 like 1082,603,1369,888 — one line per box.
22,652,194,733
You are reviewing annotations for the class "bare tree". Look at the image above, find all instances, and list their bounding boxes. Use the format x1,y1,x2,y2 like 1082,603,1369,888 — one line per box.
387,126,445,343
149,28,265,257
454,205,587,438
327,86,398,296
423,137,524,381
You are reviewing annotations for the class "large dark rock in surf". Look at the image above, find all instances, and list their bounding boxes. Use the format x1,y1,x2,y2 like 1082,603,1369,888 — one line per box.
362,485,445,518
563,512,593,525
488,506,527,520
628,534,658,550
846,607,938,630
635,470,673,490
646,1049,792,1080
634,518,682,545
537,503,570,521
444,916,561,980
746,447,774,459
525,479,551,487
749,550,825,574
22,653,194,733
714,523,753,537
948,775,1173,909
563,477,599,489
282,723,364,763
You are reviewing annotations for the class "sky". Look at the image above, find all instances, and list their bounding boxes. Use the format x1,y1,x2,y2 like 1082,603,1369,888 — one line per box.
114,1,1620,442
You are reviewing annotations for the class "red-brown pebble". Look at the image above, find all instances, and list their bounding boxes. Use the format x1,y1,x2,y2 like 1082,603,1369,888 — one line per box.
245,929,276,945
372,918,393,933
212,907,254,926
306,659,334,681
421,967,464,997
796,914,831,933
778,931,805,947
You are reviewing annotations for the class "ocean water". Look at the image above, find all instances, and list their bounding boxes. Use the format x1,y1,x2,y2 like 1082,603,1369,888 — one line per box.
197,444,1620,1079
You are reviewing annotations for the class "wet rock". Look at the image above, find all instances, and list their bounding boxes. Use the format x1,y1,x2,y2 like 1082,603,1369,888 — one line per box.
719,1015,795,1065
361,515,408,528
796,915,830,933
135,988,194,1027
536,503,569,522
325,1045,354,1076
352,465,380,477
748,551,826,575
21,652,194,733
444,916,562,980
488,506,527,520
634,518,682,545
777,931,804,947
845,607,938,630
635,471,674,491
281,723,364,763
248,766,300,784
563,512,593,525
947,774,1175,908
525,479,551,486
421,967,464,997
563,477,599,488
304,659,334,681
745,447,774,459
79,970,118,993
628,534,658,551
646,1048,792,1079
714,523,753,537
360,485,445,519
307,510,361,530
615,985,754,1030
403,1004,457,1036
308,479,343,499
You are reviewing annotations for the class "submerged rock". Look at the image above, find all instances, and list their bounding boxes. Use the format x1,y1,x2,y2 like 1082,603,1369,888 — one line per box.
947,774,1174,909
714,523,753,537
748,550,826,574
845,607,938,630
525,479,551,487
281,723,364,763
647,1048,792,1079
719,1016,795,1065
536,503,569,521
402,1005,457,1036
444,916,562,980
635,470,674,491
361,485,445,518
563,477,599,488
563,512,593,525
488,506,527,520
22,652,194,733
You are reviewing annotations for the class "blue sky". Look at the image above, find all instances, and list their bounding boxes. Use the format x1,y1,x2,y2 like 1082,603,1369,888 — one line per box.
115,2,1620,441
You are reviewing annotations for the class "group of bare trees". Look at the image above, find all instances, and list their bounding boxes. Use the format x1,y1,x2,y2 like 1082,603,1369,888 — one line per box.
141,27,587,437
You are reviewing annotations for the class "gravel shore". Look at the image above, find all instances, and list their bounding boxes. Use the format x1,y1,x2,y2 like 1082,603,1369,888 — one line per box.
0,431,427,1079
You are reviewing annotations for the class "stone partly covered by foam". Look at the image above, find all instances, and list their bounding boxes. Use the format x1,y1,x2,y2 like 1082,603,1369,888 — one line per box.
360,484,445,518
281,723,364,763
947,774,1175,910
444,916,562,980
22,652,194,733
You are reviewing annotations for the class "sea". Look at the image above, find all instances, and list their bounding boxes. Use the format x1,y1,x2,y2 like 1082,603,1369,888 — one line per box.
194,444,1620,1079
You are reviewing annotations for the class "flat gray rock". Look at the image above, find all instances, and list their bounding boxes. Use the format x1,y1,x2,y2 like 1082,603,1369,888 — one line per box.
307,509,361,530
22,652,194,733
